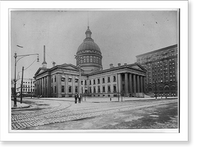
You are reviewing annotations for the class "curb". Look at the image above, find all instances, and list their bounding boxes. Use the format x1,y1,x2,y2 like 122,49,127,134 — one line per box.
11,105,31,110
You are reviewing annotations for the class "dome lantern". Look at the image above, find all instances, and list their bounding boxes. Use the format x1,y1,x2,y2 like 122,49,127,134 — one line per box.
85,26,92,38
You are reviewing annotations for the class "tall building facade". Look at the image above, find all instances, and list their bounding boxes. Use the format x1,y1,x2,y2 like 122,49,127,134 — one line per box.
136,44,178,97
34,26,146,98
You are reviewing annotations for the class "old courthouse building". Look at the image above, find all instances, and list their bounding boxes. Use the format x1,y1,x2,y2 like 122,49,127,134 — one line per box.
136,44,178,97
34,26,147,98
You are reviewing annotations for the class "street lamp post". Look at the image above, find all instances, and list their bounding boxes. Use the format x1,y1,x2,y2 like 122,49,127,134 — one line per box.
20,66,24,104
13,48,39,107
75,54,82,98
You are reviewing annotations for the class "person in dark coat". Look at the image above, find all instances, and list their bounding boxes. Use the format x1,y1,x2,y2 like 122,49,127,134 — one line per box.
75,94,77,104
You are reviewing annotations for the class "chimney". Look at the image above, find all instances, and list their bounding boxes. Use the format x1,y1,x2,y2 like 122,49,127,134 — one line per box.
118,63,121,67
109,63,114,68
42,45,47,68
52,61,56,67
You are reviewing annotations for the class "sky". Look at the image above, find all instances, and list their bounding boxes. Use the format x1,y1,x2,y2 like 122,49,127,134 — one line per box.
11,10,178,80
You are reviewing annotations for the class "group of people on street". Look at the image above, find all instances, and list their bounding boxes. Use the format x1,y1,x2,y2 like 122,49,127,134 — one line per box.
74,94,82,104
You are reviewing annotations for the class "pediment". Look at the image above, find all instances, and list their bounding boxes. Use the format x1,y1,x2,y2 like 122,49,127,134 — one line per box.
130,65,143,70
59,63,79,71
128,63,146,71
34,68,48,76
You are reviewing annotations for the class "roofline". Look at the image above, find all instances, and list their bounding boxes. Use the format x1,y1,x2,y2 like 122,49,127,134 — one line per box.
34,63,80,78
136,44,178,58
86,63,146,76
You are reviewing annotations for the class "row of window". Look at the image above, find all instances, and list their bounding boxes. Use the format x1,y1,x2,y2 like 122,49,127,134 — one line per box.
145,58,176,66
138,52,177,63
149,78,176,83
83,76,116,85
78,55,101,64
56,75,117,84
52,85,117,94
88,85,117,93
22,88,34,92
23,82,33,84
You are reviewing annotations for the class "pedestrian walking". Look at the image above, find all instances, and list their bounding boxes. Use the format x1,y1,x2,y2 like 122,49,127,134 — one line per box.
78,94,81,103
75,94,77,104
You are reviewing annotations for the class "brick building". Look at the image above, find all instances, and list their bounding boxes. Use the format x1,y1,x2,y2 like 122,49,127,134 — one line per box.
136,44,178,97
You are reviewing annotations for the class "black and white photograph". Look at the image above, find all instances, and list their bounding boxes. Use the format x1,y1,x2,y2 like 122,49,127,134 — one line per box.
10,9,179,131
0,0,191,146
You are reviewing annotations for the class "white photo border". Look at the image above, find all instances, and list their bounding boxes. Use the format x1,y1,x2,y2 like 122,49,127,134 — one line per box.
0,1,188,141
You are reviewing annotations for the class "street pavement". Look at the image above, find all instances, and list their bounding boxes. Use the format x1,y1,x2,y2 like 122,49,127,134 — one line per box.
11,97,178,130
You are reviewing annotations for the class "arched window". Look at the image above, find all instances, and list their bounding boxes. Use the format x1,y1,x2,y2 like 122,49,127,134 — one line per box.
113,85,117,93
68,86,72,93
102,78,105,83
107,76,110,83
113,76,116,82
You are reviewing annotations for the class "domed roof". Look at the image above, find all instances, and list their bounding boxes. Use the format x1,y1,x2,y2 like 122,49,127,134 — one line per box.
77,26,101,53
77,39,101,52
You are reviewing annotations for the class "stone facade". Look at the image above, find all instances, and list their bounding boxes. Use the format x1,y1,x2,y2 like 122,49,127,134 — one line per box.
34,63,146,98
136,44,178,97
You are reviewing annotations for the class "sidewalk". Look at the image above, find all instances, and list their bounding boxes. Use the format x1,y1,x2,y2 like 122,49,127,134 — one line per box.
19,96,178,104
11,101,30,109
33,96,158,103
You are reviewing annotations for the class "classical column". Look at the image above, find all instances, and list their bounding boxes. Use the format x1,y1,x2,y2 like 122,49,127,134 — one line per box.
44,77,46,97
57,74,61,97
125,73,128,96
41,78,43,96
47,75,51,97
72,75,75,95
143,76,145,93
129,73,133,96
141,76,143,93
137,75,140,93
117,73,122,95
36,80,38,96
65,75,68,97
38,79,40,96
133,74,136,96
40,78,42,96
43,77,45,96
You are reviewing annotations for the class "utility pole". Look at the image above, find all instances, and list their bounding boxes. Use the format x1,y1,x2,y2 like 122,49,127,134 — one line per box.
20,66,24,103
13,53,17,107
13,45,39,107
